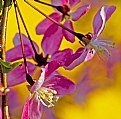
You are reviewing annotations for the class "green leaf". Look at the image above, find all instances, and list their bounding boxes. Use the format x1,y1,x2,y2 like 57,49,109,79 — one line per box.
0,58,22,73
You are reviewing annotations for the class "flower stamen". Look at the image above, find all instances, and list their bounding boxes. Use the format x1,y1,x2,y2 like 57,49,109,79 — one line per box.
36,87,59,108
89,40,115,59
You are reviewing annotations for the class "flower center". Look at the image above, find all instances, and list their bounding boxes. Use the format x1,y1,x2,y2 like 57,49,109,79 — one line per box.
89,40,115,59
62,4,70,15
79,33,92,46
36,87,59,108
57,4,70,21
85,32,93,40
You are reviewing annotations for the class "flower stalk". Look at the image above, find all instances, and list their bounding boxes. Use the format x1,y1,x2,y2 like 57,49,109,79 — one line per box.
13,0,34,86
0,0,11,118
14,0,38,55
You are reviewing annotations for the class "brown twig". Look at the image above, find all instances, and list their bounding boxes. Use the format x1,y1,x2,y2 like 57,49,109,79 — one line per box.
0,0,10,119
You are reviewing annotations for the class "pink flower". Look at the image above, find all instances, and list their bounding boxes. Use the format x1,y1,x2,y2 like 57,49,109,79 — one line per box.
65,6,116,70
22,68,76,119
36,0,90,43
84,6,116,61
6,33,84,86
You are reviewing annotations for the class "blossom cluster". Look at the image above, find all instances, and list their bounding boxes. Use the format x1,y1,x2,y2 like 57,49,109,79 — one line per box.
0,0,116,119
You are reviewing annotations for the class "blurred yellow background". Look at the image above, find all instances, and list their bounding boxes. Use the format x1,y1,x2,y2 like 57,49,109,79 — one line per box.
6,0,121,119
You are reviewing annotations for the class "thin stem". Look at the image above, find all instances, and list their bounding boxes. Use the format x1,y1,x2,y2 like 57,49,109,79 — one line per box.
24,0,85,41
14,0,38,55
14,1,28,74
34,0,57,8
13,0,35,86
0,0,10,118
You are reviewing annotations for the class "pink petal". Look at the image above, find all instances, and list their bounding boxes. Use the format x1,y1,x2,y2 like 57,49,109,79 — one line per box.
93,6,116,36
88,0,106,7
7,62,36,87
106,45,121,68
29,95,43,119
51,0,68,6
45,71,60,82
42,24,63,56
13,33,30,46
36,13,61,34
42,108,56,119
72,4,90,21
65,48,88,70
8,90,22,109
6,44,34,62
45,61,60,77
69,0,81,7
61,0,68,5
0,107,2,119
50,48,73,66
30,68,45,93
51,0,62,6
22,96,30,119
84,49,96,61
65,48,84,66
44,75,76,95
62,20,75,43
75,73,95,103
13,33,39,53
7,33,39,62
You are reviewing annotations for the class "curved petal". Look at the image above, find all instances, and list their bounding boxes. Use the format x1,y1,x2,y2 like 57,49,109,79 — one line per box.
13,33,39,53
45,61,60,77
7,62,36,87
50,48,73,66
65,48,88,70
22,96,30,119
51,0,68,6
93,6,116,37
45,71,60,82
71,4,90,21
61,0,68,5
62,20,75,43
74,74,94,103
6,44,35,62
65,48,84,66
7,33,39,62
42,24,63,56
13,33,29,45
84,49,95,61
29,95,43,119
44,75,76,96
8,89,22,111
0,107,2,119
30,68,45,93
43,108,56,119
69,0,81,7
51,0,62,6
36,13,61,35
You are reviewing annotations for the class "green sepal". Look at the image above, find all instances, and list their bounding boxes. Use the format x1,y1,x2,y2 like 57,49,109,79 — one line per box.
0,58,22,73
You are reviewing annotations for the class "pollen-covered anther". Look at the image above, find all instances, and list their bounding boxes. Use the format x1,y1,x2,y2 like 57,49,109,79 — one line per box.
36,87,59,108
